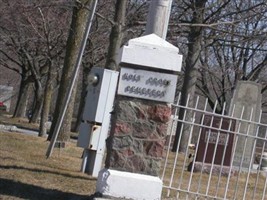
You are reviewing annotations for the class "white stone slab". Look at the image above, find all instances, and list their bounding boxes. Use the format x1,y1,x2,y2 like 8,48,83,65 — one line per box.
117,67,177,103
117,34,182,72
96,169,162,200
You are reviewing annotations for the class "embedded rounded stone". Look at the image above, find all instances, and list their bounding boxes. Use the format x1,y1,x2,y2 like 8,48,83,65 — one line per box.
121,147,135,157
147,104,171,123
136,107,147,119
115,99,137,122
156,123,169,137
130,102,148,120
132,121,156,138
113,136,133,149
126,100,149,121
144,141,165,158
146,159,161,176
110,150,126,169
114,122,132,136
127,155,146,173
133,140,143,153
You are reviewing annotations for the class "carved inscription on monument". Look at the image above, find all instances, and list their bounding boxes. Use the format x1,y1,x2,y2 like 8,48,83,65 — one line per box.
204,131,228,146
196,115,235,166
118,68,178,103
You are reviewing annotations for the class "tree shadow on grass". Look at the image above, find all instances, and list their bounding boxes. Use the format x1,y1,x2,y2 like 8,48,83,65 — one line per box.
0,165,96,181
0,178,90,200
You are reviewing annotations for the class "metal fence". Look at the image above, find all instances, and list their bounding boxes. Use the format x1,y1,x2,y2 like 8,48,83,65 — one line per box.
161,93,267,200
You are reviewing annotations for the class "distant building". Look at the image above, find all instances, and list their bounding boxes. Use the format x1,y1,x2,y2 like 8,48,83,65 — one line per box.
0,85,13,112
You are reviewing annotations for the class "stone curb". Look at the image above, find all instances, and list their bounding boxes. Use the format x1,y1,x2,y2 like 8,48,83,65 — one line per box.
0,123,42,136
0,124,17,132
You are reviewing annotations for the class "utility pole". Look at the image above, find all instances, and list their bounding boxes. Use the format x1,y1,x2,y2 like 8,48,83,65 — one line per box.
145,0,173,39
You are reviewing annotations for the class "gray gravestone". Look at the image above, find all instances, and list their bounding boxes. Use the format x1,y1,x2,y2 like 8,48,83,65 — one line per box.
229,81,262,169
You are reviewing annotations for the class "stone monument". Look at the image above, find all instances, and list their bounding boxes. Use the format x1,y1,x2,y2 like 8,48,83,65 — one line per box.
229,81,262,169
196,115,235,166
96,34,182,200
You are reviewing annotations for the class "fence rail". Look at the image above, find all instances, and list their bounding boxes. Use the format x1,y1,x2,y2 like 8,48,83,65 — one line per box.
161,94,267,200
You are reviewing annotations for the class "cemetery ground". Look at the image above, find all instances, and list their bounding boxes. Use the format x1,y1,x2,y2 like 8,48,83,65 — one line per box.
162,148,267,199
0,115,96,200
1,114,267,199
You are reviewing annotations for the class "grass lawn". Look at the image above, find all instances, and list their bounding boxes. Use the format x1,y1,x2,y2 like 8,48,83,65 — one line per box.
0,114,40,131
0,131,96,200
2,114,266,199
161,148,267,199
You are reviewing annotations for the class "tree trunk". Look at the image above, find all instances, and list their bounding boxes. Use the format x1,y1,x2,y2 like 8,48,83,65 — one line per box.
74,0,127,135
48,0,93,141
172,0,207,153
39,62,55,137
29,80,43,123
172,67,198,153
39,83,52,137
13,77,32,118
105,0,127,70
73,64,92,132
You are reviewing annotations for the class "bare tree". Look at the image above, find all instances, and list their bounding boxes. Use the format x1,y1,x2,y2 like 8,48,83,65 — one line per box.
48,0,94,142
73,0,148,131
0,0,70,123
171,0,267,152
105,0,127,70
197,0,267,112
38,4,71,136
0,1,35,118
172,0,208,153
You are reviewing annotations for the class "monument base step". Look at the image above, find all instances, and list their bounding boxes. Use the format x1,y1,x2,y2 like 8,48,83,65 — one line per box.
96,169,162,200
193,162,238,176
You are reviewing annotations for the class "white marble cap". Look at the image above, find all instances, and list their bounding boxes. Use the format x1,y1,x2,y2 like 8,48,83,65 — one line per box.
117,34,182,72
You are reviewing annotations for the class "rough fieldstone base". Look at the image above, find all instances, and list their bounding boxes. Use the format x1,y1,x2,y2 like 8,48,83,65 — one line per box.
105,96,171,176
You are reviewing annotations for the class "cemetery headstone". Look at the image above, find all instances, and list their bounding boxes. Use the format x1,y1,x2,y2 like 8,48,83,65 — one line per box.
229,81,262,169
196,115,235,166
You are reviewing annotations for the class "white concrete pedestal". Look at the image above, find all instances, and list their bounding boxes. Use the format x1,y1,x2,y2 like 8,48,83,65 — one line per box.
96,169,162,200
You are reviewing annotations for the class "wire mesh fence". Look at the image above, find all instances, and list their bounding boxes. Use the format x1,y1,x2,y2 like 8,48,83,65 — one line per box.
161,93,267,200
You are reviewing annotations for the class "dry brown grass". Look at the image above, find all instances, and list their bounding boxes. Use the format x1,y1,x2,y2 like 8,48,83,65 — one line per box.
2,114,266,199
161,151,267,199
0,114,39,130
0,131,96,200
